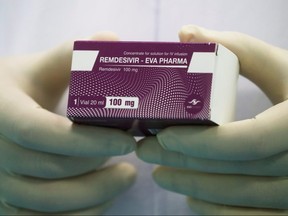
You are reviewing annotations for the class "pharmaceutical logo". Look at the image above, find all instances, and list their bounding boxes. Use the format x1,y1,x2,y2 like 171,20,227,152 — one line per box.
184,94,203,114
188,99,201,106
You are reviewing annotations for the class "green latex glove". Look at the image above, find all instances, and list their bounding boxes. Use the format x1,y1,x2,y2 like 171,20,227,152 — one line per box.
0,32,136,215
137,25,288,215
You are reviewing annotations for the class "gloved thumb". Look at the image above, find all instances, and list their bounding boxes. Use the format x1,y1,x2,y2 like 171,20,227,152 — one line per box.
179,25,288,104
23,31,119,109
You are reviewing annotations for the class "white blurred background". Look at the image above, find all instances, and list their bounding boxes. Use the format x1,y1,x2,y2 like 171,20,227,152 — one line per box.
1,0,287,215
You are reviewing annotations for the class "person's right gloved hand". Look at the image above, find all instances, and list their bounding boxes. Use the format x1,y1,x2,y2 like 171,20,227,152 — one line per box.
0,32,136,215
137,25,288,215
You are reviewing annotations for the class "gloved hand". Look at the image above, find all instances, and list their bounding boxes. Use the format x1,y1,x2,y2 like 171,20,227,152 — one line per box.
0,32,136,215
137,25,288,215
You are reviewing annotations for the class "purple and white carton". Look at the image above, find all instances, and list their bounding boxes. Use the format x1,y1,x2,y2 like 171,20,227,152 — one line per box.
67,41,239,135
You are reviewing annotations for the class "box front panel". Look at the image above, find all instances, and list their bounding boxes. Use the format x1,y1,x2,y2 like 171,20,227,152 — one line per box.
67,42,215,122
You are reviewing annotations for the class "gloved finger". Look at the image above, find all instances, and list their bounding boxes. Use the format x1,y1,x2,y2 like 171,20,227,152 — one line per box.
0,200,112,215
0,162,136,213
156,100,288,161
187,197,288,215
153,166,288,210
137,136,288,176
179,25,288,104
0,89,136,157
0,135,108,179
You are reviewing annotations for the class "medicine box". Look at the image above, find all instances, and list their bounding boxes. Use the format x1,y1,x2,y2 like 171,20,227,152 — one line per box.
67,41,239,135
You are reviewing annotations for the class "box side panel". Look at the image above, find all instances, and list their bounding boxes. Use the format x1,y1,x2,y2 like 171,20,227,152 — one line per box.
210,44,239,124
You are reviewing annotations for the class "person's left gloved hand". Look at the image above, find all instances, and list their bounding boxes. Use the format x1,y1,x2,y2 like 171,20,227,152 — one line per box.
0,32,136,215
137,25,288,215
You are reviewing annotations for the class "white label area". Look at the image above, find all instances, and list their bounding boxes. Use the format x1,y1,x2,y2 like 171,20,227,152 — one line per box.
71,50,99,71
105,97,139,109
188,52,215,73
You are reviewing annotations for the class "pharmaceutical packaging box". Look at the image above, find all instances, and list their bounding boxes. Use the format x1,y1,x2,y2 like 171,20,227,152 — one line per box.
67,41,239,135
